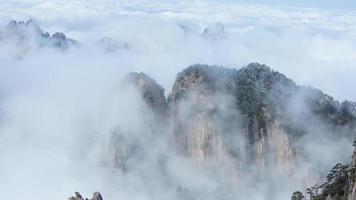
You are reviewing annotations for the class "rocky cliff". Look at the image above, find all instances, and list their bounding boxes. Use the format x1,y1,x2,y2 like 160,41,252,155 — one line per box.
104,63,355,177
167,63,355,176
90,63,356,200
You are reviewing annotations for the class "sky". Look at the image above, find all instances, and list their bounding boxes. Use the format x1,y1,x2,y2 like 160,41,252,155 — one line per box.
220,0,356,10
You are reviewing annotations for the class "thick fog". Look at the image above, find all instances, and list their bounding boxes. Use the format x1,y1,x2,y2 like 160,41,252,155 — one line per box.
0,1,355,200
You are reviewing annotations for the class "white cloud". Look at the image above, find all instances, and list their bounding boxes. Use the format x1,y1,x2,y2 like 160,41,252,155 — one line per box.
0,1,355,200
3,0,352,99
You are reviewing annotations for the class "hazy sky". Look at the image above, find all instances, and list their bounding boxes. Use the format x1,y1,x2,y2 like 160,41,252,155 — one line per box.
0,0,356,101
219,0,356,10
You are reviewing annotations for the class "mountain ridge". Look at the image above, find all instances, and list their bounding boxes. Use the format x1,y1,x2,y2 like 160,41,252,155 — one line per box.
120,63,355,173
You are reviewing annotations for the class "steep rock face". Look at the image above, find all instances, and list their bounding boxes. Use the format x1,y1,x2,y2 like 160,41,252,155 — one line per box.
105,72,167,171
127,72,167,114
168,65,239,164
168,64,297,172
103,63,355,177
235,63,299,173
67,63,356,197
168,63,355,175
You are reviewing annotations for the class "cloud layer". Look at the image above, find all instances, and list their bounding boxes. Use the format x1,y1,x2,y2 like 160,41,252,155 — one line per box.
0,1,355,200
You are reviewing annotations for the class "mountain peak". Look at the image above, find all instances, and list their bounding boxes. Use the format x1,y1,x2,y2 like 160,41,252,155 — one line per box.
0,19,80,52
126,72,167,114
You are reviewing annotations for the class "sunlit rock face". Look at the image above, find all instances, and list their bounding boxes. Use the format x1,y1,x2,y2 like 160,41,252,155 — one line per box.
168,65,241,165
255,121,296,175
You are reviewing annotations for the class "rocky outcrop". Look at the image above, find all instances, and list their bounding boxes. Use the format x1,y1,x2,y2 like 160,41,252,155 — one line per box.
0,19,80,52
50,32,80,49
92,192,103,200
127,72,167,114
68,192,103,200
